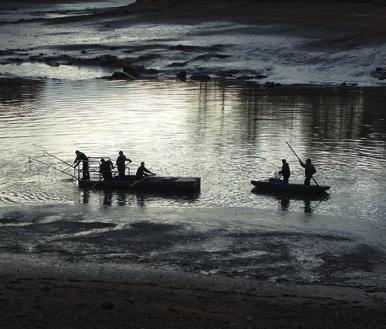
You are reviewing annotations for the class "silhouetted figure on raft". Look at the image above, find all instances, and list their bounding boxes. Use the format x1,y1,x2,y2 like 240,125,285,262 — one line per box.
116,151,132,178
136,162,155,179
278,159,290,184
74,150,90,181
99,158,114,181
299,158,316,185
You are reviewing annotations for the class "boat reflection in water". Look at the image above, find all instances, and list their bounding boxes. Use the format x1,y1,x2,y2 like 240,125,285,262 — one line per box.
77,189,201,207
251,187,330,213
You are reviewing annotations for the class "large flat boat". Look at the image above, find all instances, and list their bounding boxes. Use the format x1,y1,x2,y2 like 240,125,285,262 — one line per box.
28,153,201,195
79,175,201,194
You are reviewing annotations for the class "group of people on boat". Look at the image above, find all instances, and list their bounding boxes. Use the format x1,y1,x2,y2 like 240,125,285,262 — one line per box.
73,150,155,181
278,158,316,185
74,150,317,186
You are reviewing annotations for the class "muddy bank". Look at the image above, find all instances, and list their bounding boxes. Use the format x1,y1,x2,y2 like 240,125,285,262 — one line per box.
129,0,386,33
1,0,386,84
1,253,386,329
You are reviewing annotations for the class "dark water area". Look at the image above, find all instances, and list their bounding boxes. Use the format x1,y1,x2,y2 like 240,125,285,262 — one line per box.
0,78,386,288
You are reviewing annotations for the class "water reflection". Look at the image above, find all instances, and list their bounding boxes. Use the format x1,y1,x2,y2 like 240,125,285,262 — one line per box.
251,188,330,214
77,190,200,208
0,77,45,105
117,191,127,207
102,191,113,206
0,78,385,222
82,190,90,204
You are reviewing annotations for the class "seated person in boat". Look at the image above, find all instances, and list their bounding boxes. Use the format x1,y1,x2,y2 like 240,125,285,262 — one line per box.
299,158,316,185
116,151,132,179
136,162,155,179
73,150,90,181
99,158,114,181
278,159,290,184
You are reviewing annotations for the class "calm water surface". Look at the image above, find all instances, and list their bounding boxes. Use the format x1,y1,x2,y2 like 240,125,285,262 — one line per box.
0,79,385,218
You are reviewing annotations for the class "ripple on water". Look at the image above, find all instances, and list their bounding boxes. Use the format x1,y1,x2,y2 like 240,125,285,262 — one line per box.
0,79,385,223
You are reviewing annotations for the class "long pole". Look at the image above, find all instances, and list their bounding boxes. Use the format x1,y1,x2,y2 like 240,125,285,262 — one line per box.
285,141,319,186
29,157,78,180
43,151,73,168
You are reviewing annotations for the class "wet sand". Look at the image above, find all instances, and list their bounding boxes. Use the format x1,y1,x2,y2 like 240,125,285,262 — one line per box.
1,253,386,329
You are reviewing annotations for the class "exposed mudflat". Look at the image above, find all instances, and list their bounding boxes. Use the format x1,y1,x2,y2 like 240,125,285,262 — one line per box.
0,251,386,329
1,0,386,84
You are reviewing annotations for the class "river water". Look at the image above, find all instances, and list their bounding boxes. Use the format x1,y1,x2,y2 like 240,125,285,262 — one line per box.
0,79,386,288
1,79,386,216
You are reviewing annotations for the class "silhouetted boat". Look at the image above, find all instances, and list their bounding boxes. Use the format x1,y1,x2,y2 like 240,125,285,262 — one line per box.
28,153,201,194
251,180,330,195
79,175,201,194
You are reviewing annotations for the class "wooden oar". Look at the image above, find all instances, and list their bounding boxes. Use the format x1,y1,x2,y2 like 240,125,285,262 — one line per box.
286,141,319,186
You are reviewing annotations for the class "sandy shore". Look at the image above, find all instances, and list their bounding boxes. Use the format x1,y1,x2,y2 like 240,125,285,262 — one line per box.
0,253,385,329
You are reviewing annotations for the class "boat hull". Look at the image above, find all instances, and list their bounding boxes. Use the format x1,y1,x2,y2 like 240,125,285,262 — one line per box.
251,180,330,195
79,175,201,194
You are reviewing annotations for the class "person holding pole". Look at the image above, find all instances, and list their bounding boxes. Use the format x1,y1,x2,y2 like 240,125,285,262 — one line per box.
299,158,316,186
74,150,90,181
286,141,319,186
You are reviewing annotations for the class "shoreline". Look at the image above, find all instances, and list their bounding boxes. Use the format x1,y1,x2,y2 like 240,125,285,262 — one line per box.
2,75,386,90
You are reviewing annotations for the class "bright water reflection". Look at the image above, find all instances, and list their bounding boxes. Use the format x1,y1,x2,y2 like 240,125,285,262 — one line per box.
0,78,386,223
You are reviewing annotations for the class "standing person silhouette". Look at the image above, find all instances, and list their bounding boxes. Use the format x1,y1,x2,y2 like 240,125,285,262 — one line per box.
116,151,132,179
99,158,113,181
73,150,90,180
299,158,316,185
278,159,290,184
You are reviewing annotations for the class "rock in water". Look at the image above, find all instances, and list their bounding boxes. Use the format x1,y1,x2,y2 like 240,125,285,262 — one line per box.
176,71,187,81
111,72,134,80
371,67,386,80
123,65,145,77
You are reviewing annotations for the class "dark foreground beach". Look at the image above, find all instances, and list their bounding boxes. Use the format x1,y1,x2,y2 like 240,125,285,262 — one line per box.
1,254,386,329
